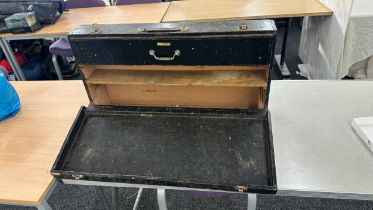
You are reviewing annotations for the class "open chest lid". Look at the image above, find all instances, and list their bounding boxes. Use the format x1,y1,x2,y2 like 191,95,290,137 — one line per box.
69,19,277,37
68,19,277,111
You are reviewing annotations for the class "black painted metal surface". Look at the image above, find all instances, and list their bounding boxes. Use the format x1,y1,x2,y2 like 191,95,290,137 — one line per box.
52,106,277,194
68,20,277,65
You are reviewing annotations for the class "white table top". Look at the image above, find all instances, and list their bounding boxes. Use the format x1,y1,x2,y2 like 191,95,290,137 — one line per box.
270,80,373,200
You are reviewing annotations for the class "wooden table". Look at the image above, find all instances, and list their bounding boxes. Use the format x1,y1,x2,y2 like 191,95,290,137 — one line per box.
0,81,88,209
162,0,332,22
161,0,332,78
0,3,170,81
2,3,170,38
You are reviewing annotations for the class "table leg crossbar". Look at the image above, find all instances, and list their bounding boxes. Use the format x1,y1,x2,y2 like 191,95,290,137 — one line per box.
36,200,52,210
157,189,168,210
247,193,257,210
275,18,292,78
95,187,111,210
95,187,146,210
132,187,143,210
155,189,257,210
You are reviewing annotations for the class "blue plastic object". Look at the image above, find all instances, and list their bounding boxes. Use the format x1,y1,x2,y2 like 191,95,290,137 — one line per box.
0,71,20,121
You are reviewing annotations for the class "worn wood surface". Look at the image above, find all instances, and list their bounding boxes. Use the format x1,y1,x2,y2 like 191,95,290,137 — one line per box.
0,81,88,205
88,83,265,109
1,3,170,38
86,69,268,87
162,0,332,22
82,65,270,72
82,65,268,109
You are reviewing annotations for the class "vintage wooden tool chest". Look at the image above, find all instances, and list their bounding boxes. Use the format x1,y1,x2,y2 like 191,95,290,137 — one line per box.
51,20,278,194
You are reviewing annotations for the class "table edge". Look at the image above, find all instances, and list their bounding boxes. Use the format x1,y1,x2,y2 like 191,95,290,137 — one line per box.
0,179,56,206
162,11,333,23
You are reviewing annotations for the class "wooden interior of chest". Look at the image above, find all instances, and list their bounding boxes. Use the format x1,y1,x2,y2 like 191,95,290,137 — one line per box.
81,65,270,110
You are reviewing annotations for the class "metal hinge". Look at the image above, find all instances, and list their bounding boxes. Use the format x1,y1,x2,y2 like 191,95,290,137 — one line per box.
236,185,247,192
239,24,249,31
72,174,84,180
90,23,101,34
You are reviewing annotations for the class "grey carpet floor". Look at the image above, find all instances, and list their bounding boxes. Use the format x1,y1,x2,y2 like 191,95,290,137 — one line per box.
1,19,372,210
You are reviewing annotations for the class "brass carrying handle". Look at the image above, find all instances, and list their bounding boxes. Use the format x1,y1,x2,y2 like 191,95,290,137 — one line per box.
148,50,181,61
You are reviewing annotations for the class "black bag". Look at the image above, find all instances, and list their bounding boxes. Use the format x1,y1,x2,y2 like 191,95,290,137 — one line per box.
0,0,64,25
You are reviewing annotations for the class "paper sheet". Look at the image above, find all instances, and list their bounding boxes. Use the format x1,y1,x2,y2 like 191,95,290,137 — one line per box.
351,117,373,153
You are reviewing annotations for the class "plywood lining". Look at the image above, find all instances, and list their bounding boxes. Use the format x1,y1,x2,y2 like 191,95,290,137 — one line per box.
87,84,111,104
82,65,269,109
86,69,267,88
89,84,264,109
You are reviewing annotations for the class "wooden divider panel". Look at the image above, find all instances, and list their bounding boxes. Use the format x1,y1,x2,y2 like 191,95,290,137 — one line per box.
81,65,269,109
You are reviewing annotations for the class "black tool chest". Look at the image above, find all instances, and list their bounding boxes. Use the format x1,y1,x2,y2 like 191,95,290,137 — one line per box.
51,19,278,194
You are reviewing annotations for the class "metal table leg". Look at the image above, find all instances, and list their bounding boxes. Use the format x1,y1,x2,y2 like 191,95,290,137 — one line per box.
36,181,58,210
37,200,52,210
247,193,257,210
157,189,167,210
0,38,21,80
95,187,111,210
275,18,292,78
96,186,144,210
0,38,26,80
112,187,119,210
52,54,64,80
132,188,143,210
